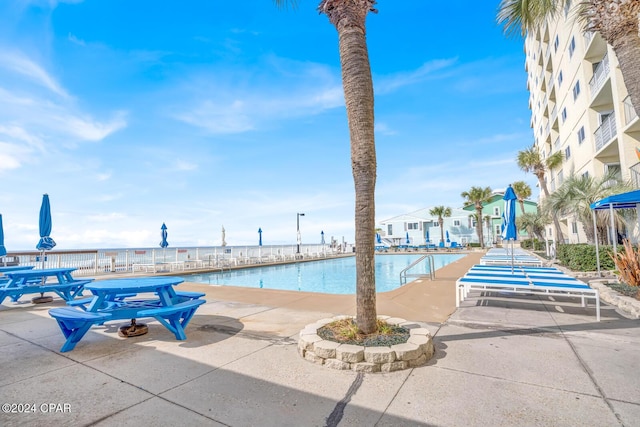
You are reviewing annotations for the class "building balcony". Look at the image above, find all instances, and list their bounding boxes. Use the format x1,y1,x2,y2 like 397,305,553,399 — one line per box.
594,113,617,152
589,54,610,96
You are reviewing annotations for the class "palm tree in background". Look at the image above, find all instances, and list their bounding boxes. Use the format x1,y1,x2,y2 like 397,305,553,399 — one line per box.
543,171,632,243
517,145,565,242
429,206,452,245
512,181,532,214
512,180,533,240
497,0,640,116
461,186,493,248
517,210,549,244
274,0,379,333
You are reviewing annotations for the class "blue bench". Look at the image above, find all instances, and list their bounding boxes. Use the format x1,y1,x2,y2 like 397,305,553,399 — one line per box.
0,279,91,304
49,307,113,352
138,299,205,340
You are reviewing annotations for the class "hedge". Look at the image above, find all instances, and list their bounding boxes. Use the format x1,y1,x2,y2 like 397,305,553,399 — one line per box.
556,244,616,271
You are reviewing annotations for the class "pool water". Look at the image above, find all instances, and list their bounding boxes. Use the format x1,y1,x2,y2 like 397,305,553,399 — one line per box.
184,254,464,294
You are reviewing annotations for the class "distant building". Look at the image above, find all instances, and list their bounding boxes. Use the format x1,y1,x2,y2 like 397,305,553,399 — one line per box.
378,208,476,247
378,191,538,247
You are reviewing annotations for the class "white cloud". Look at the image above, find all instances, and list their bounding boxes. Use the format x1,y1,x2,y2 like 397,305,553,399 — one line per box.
375,58,458,95
0,51,68,97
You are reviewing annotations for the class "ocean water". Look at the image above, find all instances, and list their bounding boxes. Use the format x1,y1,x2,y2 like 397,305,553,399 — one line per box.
184,253,464,294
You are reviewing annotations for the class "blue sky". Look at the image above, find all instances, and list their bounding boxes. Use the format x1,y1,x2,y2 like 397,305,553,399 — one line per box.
0,0,538,250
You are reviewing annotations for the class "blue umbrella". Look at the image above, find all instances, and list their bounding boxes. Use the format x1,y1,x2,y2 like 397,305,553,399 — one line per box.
36,194,56,269
501,185,518,272
0,214,6,257
160,223,169,248
321,230,325,245
405,232,410,245
446,230,450,243
425,229,430,244
159,223,169,263
258,228,263,246
376,232,381,244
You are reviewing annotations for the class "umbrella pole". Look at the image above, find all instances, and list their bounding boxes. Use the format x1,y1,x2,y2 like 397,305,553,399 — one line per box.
511,239,514,274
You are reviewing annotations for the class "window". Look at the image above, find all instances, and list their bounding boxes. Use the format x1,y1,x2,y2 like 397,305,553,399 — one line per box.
558,169,564,184
558,70,563,86
554,35,559,52
572,222,578,234
561,107,567,122
494,207,500,216
565,145,571,159
495,225,501,236
453,220,460,227
569,36,576,57
433,221,439,227
573,81,581,100
582,171,589,179
387,224,392,235
577,126,585,144
407,222,419,230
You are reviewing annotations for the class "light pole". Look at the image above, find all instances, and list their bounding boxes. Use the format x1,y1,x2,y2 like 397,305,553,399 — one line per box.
296,213,305,254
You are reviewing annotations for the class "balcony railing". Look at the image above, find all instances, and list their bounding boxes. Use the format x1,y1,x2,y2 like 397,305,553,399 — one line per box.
630,162,640,189
589,54,610,96
623,95,638,125
594,113,617,151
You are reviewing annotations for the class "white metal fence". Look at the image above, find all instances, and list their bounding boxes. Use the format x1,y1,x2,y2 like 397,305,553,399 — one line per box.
2,244,352,277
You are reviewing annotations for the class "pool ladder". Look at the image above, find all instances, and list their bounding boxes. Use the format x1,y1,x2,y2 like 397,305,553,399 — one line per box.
399,255,435,286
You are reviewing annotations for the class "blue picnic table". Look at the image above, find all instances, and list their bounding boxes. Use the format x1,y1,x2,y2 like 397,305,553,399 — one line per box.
0,267,91,304
0,265,35,274
49,277,206,352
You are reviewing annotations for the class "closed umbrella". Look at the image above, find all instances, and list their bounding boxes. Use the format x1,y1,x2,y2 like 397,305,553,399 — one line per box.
501,185,518,272
160,223,168,262
425,229,430,244
405,232,410,245
258,228,263,246
0,214,6,259
36,194,56,266
35,194,56,303
446,230,450,244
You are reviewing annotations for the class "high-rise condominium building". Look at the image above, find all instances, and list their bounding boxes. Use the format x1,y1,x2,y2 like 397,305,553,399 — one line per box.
524,5,639,244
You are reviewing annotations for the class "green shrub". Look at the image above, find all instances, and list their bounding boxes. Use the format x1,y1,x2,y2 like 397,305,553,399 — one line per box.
556,244,615,271
520,239,546,251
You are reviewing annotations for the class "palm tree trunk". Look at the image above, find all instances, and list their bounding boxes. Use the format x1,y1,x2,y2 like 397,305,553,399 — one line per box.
537,175,565,243
476,208,484,248
439,215,444,243
611,32,640,117
335,12,377,334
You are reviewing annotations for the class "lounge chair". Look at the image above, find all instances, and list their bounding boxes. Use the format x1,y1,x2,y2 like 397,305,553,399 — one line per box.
456,268,600,321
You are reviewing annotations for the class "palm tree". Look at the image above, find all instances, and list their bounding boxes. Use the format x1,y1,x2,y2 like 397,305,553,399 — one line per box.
517,210,549,243
429,206,452,245
497,0,640,116
516,145,565,242
274,0,379,333
512,181,532,215
461,186,493,248
543,171,632,243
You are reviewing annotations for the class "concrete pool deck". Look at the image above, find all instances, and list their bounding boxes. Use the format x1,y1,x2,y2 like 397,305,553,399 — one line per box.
1,250,639,426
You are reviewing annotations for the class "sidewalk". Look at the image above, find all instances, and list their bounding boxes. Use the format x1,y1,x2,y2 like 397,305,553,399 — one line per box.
1,252,639,426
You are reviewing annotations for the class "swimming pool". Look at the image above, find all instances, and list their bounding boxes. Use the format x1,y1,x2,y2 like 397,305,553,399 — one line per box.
184,254,464,294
